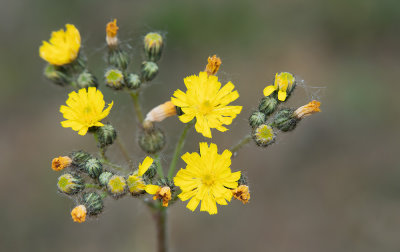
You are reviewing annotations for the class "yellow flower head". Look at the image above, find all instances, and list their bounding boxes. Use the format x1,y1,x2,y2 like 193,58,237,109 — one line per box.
293,100,321,119
145,185,172,207
39,24,81,66
263,72,295,101
174,142,241,215
127,157,153,194
171,72,242,138
51,156,72,171
205,55,222,76
71,205,86,223
60,87,113,136
232,185,250,204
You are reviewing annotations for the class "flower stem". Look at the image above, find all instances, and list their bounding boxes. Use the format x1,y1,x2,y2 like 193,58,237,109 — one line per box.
100,158,126,172
129,90,144,123
153,208,168,252
168,121,194,179
230,134,252,156
153,153,164,178
85,183,102,189
116,138,133,169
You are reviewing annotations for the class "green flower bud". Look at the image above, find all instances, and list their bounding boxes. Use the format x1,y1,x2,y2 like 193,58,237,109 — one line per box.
99,171,113,186
108,49,129,70
44,64,70,86
77,70,98,88
82,192,103,215
272,108,298,132
238,173,248,186
57,173,84,195
139,127,166,154
252,124,276,147
258,96,278,116
144,32,163,62
83,158,103,179
107,175,127,197
126,73,141,89
95,124,117,148
143,162,157,181
249,111,265,128
105,69,124,89
141,61,158,82
69,150,92,168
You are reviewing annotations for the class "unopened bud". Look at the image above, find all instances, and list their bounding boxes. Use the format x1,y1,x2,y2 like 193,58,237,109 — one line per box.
258,96,278,116
44,64,69,86
252,124,276,147
99,171,113,186
69,151,92,168
83,158,103,179
77,70,98,88
141,61,158,82
271,108,298,132
95,124,117,148
82,192,104,215
249,111,265,128
139,127,166,154
108,49,129,70
126,73,141,89
57,173,84,195
105,69,124,89
145,101,177,123
144,32,163,62
107,175,127,197
205,55,222,76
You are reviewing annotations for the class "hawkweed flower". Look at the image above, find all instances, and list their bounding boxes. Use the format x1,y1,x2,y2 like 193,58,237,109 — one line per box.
145,185,171,207
263,72,295,102
106,19,119,47
145,101,177,123
51,156,72,171
293,100,321,119
171,72,242,138
205,55,222,76
39,24,81,66
107,175,127,197
174,142,241,215
60,87,113,135
252,124,276,147
232,185,250,204
127,157,153,194
71,205,87,223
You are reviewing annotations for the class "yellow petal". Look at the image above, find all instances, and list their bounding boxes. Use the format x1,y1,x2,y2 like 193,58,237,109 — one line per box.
263,85,276,97
145,184,160,195
277,90,287,101
138,156,154,176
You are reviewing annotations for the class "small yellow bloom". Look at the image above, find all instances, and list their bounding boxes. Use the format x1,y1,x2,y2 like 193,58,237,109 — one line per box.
171,72,242,138
263,72,295,101
106,19,119,47
145,185,171,207
205,55,222,76
39,24,81,66
232,185,250,204
107,175,127,196
293,100,321,119
60,87,113,136
174,142,241,215
127,157,153,194
51,156,72,171
71,205,87,223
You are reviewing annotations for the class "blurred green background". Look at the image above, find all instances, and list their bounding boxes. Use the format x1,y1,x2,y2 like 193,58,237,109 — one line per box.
1,0,400,251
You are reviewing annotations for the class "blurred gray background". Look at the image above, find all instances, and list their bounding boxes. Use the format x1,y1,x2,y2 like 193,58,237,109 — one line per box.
1,0,400,251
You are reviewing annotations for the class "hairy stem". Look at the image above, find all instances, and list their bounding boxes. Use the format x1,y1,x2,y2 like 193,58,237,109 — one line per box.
153,153,164,178
230,134,252,156
116,138,133,169
129,90,144,123
153,208,168,252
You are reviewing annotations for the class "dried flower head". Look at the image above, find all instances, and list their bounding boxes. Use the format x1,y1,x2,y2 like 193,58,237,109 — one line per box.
71,205,87,223
293,100,321,119
145,185,172,207
205,55,222,76
232,185,250,204
51,156,72,171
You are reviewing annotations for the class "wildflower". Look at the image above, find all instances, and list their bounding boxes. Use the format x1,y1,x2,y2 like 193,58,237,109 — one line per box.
252,124,276,147
51,156,72,171
263,72,295,102
171,72,242,138
105,69,124,89
57,173,84,195
82,192,104,215
144,32,163,62
174,142,241,215
205,55,222,76
139,127,166,154
232,185,250,204
71,205,87,223
141,61,159,81
39,24,81,66
60,87,113,135
145,101,177,123
293,100,321,119
106,19,119,47
145,185,171,207
107,175,127,197
127,157,153,194
83,158,103,179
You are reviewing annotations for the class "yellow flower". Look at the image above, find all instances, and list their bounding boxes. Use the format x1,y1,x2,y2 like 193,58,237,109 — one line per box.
71,205,86,223
174,142,241,215
145,185,171,207
263,72,295,101
232,185,250,204
60,87,113,136
293,100,321,119
127,157,153,194
39,24,81,66
171,72,242,138
51,156,72,171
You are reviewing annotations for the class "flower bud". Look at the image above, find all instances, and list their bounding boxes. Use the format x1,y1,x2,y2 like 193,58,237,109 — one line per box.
264,72,296,102
44,64,69,86
71,205,87,223
77,70,98,88
126,73,141,89
127,173,146,195
143,162,157,180
144,32,163,62
252,124,276,147
108,49,129,70
139,127,166,154
52,156,72,171
205,55,222,76
83,158,103,179
141,61,158,82
258,96,278,116
107,175,127,197
57,173,84,195
105,69,124,89
99,171,113,186
69,151,92,168
82,192,104,215
249,111,265,128
271,108,298,132
95,124,117,148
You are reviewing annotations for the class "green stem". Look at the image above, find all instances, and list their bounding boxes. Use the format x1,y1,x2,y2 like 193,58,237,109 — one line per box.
129,90,144,123
116,138,133,169
85,184,102,190
153,208,168,252
230,134,252,155
153,153,164,178
168,121,194,179
100,159,126,172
